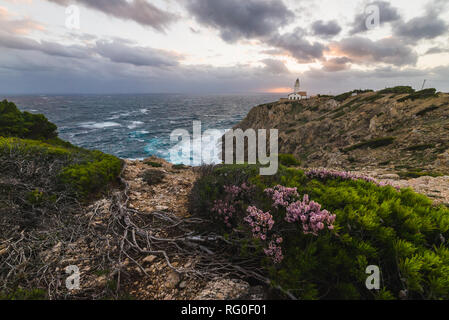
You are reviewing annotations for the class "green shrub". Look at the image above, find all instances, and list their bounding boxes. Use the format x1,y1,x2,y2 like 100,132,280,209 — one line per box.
343,137,395,152
278,154,301,167
59,151,123,197
190,164,449,300
0,100,57,140
398,171,444,179
363,93,384,103
0,288,47,300
172,164,188,170
334,91,354,102
378,86,415,95
405,144,435,151
416,105,439,117
0,137,123,199
140,169,166,185
144,161,163,167
398,89,438,102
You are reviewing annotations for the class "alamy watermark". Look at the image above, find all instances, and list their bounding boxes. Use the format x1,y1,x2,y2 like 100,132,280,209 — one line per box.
365,265,380,290
65,5,81,30
170,121,279,175
365,4,380,30
65,265,80,290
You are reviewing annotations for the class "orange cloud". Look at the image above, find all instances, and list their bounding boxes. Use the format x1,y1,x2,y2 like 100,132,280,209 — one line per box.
264,87,291,93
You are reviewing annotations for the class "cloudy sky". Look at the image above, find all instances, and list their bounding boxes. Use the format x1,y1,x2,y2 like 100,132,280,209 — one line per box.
0,0,448,94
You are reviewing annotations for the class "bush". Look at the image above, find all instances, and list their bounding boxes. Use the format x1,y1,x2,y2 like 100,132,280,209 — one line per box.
397,171,444,179
378,86,415,95
59,151,123,197
398,89,438,102
172,164,188,170
0,137,123,200
278,154,301,167
416,105,439,117
343,137,395,152
190,164,449,300
144,161,163,167
141,169,166,185
0,100,57,140
334,91,354,102
0,288,47,300
405,144,435,151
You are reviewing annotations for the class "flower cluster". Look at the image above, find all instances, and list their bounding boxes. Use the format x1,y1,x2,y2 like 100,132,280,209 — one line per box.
264,236,283,263
286,194,336,235
211,199,236,228
244,206,283,263
244,206,275,241
265,185,299,208
306,168,399,190
212,184,255,227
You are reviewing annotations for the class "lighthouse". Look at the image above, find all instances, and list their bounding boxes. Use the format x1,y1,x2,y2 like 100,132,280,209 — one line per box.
288,78,308,100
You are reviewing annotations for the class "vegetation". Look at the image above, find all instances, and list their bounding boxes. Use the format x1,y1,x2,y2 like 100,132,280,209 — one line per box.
334,90,373,102
0,288,47,300
141,169,166,185
190,161,449,299
378,86,415,95
277,154,301,167
172,164,188,170
405,144,435,151
343,137,396,152
144,161,163,167
398,89,438,102
416,105,439,117
398,171,445,179
362,93,384,103
0,99,57,140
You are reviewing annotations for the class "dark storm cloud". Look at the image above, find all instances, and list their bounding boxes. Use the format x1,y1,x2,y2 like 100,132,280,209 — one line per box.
333,37,418,67
185,0,294,42
349,1,401,35
46,0,176,31
311,20,342,37
394,14,447,42
267,28,326,63
95,40,181,67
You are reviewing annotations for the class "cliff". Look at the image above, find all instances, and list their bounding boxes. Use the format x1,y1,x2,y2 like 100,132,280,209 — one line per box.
233,88,449,175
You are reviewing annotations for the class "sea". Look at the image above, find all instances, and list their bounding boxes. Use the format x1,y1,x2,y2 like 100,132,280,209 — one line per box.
2,94,282,164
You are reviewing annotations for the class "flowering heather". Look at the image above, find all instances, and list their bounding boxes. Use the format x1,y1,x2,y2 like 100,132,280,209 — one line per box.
264,236,283,263
286,194,336,235
244,206,274,241
306,168,400,190
211,199,235,228
265,185,299,208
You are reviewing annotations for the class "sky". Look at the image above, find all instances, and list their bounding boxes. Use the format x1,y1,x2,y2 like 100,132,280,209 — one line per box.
0,0,448,94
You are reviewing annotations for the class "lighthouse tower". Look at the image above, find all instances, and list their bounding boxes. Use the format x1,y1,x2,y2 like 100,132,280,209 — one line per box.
294,78,300,93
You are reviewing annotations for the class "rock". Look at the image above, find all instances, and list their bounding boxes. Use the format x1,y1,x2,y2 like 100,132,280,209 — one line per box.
378,173,400,180
142,255,157,264
195,279,250,300
165,271,181,289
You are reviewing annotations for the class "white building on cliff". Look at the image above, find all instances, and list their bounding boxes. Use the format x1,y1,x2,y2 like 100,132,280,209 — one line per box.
288,78,308,100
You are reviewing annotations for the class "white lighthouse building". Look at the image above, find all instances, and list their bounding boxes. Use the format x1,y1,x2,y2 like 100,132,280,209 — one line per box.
288,78,308,100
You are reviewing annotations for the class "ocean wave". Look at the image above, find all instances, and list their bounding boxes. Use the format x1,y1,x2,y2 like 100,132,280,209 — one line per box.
127,121,144,129
79,122,121,129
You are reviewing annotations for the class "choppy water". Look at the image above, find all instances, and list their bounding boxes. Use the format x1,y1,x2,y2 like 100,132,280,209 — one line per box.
2,94,282,163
